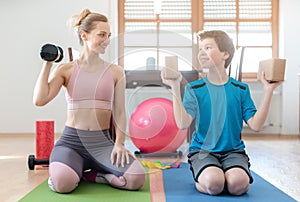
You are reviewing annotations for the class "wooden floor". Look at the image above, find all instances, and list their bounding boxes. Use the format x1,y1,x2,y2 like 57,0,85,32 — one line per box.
0,133,299,202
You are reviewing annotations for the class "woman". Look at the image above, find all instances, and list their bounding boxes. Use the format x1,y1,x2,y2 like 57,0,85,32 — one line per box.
33,8,146,193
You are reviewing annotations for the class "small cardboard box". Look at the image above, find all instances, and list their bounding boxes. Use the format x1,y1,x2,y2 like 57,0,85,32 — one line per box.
258,58,286,82
164,56,178,79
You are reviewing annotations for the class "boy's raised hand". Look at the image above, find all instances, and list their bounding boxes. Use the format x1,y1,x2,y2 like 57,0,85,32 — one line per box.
160,67,182,88
260,71,283,91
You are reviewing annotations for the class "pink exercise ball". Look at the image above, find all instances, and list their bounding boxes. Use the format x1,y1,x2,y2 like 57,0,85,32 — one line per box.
129,98,187,153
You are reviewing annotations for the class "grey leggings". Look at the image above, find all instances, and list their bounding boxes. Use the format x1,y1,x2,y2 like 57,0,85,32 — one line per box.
50,126,135,178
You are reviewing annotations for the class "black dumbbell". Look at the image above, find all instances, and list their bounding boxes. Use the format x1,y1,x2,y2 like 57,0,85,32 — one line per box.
28,154,49,170
40,43,64,62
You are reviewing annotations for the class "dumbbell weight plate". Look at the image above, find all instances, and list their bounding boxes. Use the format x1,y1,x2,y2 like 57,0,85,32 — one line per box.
56,46,64,62
40,44,59,62
28,154,35,170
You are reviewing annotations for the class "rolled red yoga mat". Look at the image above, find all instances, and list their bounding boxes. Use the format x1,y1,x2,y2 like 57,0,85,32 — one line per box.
28,121,55,170
36,120,54,160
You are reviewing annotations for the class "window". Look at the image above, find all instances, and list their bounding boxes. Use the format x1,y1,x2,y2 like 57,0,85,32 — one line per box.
118,0,279,78
199,0,278,77
119,0,195,71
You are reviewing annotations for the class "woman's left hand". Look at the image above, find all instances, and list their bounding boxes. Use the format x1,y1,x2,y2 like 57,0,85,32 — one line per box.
111,144,135,168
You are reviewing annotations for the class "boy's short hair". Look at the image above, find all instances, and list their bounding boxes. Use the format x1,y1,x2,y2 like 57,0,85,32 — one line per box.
197,30,235,69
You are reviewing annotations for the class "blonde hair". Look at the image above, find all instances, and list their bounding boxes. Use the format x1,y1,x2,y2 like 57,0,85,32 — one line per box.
70,9,108,46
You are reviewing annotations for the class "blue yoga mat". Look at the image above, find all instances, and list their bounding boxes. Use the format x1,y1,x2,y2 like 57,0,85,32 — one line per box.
162,162,297,202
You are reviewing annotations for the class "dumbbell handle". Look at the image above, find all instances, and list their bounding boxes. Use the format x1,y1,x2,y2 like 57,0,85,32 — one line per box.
35,159,49,165
28,154,49,170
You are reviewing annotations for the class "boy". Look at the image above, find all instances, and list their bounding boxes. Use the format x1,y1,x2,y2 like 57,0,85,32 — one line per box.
161,30,282,196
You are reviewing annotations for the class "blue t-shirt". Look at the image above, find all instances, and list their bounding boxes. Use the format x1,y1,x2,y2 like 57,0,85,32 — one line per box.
183,76,257,152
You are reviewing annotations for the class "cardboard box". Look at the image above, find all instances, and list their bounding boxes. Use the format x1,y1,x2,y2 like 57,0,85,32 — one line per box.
258,58,286,82
164,56,178,79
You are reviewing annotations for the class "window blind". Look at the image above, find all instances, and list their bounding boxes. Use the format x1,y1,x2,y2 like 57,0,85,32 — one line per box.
124,0,191,19
204,0,236,19
203,0,272,20
160,0,191,19
124,0,155,19
239,0,272,19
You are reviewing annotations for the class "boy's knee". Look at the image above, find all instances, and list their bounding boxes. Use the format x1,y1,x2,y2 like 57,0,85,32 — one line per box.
203,180,224,195
225,168,250,195
227,181,249,195
196,174,225,195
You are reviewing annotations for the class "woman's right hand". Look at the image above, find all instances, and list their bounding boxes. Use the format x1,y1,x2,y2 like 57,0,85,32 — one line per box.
43,61,54,69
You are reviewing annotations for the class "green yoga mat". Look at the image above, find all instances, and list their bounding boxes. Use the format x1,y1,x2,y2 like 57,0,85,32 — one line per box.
19,175,150,202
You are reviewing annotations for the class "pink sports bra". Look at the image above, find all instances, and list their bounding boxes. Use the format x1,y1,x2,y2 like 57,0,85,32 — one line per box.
65,60,114,110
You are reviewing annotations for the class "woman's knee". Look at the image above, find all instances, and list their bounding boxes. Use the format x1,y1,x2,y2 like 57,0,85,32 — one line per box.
123,172,146,190
123,160,146,190
49,162,80,193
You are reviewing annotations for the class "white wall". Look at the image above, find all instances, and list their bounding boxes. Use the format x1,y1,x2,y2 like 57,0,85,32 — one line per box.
279,0,300,134
0,0,115,133
0,0,299,135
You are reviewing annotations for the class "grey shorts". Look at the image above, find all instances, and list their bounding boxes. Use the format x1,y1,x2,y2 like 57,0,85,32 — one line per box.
188,150,253,183
50,126,135,178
